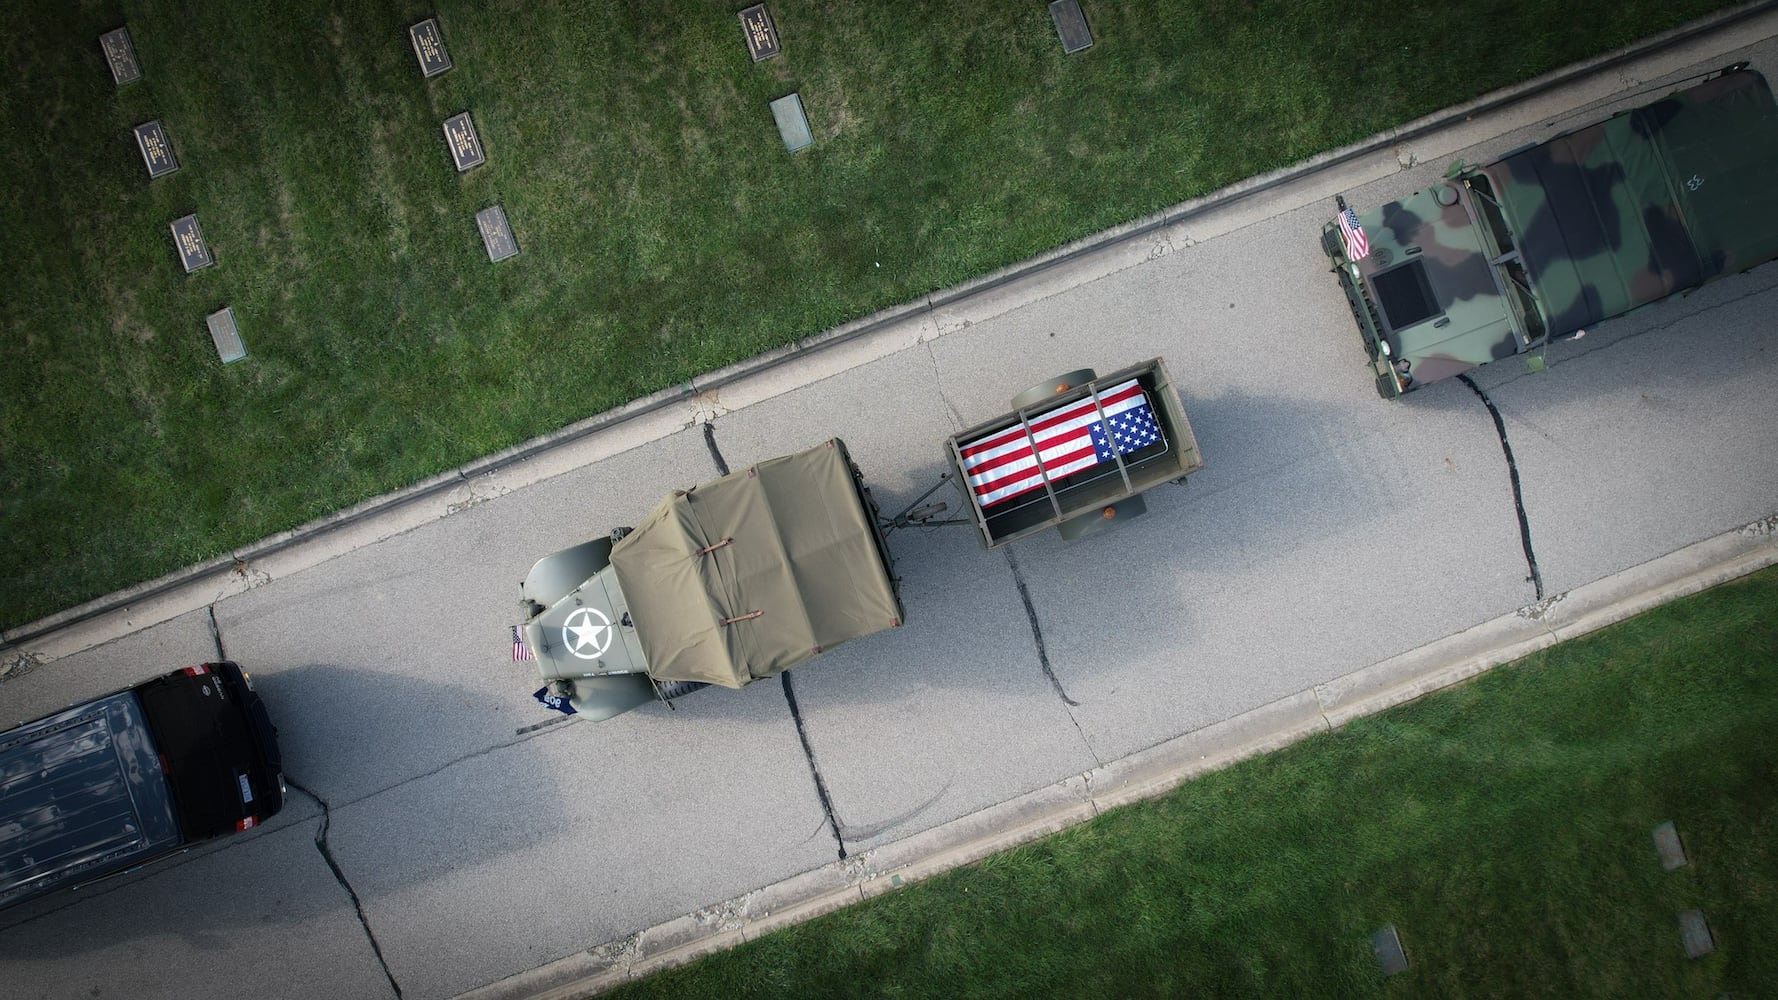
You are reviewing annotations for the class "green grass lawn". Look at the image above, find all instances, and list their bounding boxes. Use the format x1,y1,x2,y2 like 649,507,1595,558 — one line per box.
0,0,1741,627
603,564,1778,999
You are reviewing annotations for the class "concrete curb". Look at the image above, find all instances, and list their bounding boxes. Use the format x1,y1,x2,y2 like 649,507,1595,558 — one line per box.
9,1,1776,663
455,515,1778,1000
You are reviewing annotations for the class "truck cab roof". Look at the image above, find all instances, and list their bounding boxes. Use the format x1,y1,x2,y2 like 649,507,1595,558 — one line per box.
1476,67,1778,338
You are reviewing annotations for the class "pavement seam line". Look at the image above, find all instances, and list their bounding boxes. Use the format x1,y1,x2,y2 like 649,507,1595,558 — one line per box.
287,779,404,1000
1459,373,1546,601
780,671,848,861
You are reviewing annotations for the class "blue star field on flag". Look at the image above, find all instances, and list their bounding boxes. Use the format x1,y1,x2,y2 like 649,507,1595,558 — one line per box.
1089,398,1162,462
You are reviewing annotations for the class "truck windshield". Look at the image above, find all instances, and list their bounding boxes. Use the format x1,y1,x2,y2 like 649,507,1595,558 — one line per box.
1466,175,1546,344
1497,259,1546,344
1466,176,1517,258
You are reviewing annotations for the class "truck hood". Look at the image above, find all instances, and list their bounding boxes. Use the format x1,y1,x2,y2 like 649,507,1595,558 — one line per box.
528,566,650,682
1352,188,1519,386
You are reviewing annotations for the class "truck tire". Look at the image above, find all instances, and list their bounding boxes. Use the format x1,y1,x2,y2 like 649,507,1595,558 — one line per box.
654,680,709,701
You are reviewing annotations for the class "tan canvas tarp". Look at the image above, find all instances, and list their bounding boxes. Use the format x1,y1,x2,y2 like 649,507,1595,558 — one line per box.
609,439,903,688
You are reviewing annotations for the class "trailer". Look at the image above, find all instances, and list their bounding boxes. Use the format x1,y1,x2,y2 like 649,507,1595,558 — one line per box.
943,358,1202,547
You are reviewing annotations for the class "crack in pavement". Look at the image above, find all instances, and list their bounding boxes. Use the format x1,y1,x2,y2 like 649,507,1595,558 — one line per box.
702,420,847,859
1002,547,1080,708
207,605,228,661
781,671,848,860
703,421,730,477
922,339,968,432
1459,374,1545,601
1469,280,1778,395
286,780,403,999
1002,548,1101,767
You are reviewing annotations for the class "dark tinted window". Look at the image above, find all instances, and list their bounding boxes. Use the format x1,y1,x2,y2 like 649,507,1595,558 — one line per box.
1371,259,1442,330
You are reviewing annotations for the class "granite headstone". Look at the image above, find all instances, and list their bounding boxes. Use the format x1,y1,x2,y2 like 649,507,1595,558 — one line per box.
1048,0,1094,54
170,214,214,273
739,4,781,62
134,121,179,178
1370,925,1409,976
444,112,486,171
769,92,812,152
409,18,452,78
100,27,142,85
206,306,247,363
477,205,519,262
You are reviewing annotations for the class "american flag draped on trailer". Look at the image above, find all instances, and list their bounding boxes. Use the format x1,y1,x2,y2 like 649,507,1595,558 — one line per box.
958,378,1165,509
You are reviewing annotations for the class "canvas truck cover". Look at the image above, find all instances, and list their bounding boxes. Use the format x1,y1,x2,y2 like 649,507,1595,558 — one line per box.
1478,68,1778,338
608,439,903,688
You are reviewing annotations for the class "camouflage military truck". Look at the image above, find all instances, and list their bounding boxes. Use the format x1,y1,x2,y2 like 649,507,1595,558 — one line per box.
516,439,903,721
1323,65,1778,397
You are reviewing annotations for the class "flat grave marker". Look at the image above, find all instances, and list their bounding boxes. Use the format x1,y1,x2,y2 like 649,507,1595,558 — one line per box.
1678,910,1715,958
476,205,519,262
443,112,487,171
1370,925,1409,976
100,27,142,85
170,214,214,273
769,92,812,152
738,4,781,62
1048,0,1094,54
133,121,179,178
1652,821,1689,871
409,17,452,78
206,306,247,363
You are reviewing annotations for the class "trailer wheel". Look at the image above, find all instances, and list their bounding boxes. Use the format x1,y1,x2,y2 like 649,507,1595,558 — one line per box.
655,680,709,701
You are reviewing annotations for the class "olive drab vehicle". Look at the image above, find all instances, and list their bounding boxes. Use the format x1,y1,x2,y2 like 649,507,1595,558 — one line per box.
1323,65,1778,397
516,439,904,721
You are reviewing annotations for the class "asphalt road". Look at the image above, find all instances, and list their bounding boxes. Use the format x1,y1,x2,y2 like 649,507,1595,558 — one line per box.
4,18,1778,1000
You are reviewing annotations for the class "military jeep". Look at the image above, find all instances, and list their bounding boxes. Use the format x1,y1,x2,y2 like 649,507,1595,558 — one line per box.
517,439,903,721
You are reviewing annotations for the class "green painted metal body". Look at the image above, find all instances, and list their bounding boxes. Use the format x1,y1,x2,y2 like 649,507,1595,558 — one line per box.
516,439,903,721
1325,67,1778,396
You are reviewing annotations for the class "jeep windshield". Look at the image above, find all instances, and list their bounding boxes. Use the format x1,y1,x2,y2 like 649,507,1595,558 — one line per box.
1464,174,1547,346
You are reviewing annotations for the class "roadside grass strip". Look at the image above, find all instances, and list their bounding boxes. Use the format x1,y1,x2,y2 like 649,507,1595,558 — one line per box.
604,565,1778,998
0,1,1743,627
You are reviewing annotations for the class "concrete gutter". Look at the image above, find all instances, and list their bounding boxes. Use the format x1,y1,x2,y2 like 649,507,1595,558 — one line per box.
457,513,1778,1000
7,0,1777,664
